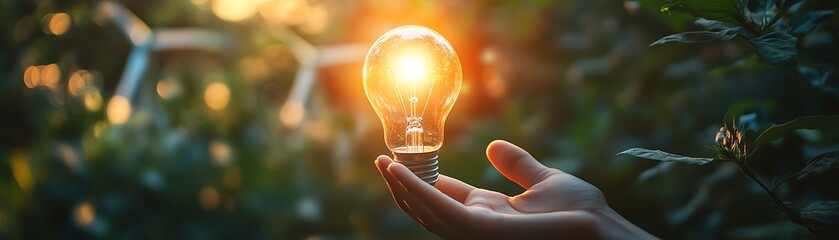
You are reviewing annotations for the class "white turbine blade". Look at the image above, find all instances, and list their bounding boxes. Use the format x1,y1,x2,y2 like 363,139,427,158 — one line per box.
97,1,151,46
316,44,367,67
153,29,234,54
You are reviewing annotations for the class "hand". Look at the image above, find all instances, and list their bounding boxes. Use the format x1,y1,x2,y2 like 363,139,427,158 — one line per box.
374,140,656,239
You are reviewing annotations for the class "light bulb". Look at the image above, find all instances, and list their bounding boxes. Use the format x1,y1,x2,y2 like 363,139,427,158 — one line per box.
363,25,462,185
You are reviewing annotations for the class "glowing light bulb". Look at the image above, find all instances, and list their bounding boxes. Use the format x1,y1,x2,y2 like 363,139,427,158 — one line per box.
363,25,462,185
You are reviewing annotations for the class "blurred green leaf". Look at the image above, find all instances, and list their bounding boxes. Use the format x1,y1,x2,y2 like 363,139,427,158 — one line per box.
638,0,695,31
661,0,743,24
618,148,713,165
752,115,839,152
650,27,743,46
786,10,835,35
748,31,797,67
709,55,770,76
799,66,839,94
796,151,839,180
800,201,839,224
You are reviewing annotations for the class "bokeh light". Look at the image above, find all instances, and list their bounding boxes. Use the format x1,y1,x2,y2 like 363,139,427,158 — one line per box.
204,82,231,111
84,89,103,112
10,151,33,192
211,0,260,22
279,99,304,128
106,96,131,124
199,186,220,211
23,66,40,88
74,201,95,227
67,70,92,96
209,140,232,166
39,64,61,88
156,80,170,99
46,13,71,36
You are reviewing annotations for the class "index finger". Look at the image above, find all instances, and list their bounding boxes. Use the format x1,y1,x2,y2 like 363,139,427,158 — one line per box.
388,163,472,224
435,175,476,203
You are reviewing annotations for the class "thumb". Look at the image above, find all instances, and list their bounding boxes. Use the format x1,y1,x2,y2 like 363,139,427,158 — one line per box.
486,140,559,189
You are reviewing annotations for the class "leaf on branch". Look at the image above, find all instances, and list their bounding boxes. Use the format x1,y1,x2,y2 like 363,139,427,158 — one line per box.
752,115,839,152
650,27,743,46
695,18,737,30
617,148,713,165
747,31,797,67
786,10,835,35
800,201,839,224
661,0,742,24
797,151,839,180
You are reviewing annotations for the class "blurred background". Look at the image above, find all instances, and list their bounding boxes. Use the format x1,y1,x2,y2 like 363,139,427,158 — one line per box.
2,0,839,239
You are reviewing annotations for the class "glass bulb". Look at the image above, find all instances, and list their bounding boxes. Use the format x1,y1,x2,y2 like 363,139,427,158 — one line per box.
363,25,462,185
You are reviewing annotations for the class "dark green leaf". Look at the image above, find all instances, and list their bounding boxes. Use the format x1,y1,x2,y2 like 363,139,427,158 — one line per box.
786,10,835,35
745,0,773,15
744,0,775,28
661,0,743,24
748,31,797,67
797,151,839,180
800,201,839,224
650,27,743,46
752,115,839,152
695,18,737,30
617,148,713,165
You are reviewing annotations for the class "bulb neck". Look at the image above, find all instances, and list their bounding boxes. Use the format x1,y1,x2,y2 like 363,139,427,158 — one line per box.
393,151,439,185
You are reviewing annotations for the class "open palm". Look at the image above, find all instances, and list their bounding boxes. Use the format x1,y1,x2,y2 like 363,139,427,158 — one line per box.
375,140,655,239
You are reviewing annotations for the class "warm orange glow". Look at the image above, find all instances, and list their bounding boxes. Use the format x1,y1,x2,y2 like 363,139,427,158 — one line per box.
48,13,71,36
23,65,40,88
298,3,328,34
199,186,220,210
107,96,131,124
483,68,506,99
11,151,33,192
40,63,61,88
211,0,259,22
396,54,427,82
280,99,304,128
74,201,95,227
259,0,308,25
68,70,91,96
204,82,231,111
84,89,103,112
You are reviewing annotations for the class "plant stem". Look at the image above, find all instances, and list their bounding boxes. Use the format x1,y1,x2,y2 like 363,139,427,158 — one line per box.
733,162,820,236
761,3,794,33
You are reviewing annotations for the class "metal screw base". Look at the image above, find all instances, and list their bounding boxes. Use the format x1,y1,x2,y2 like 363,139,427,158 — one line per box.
393,151,439,185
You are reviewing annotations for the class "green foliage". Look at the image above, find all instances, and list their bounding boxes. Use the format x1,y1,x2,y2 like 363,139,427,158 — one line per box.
784,10,835,36
651,0,836,81
796,151,839,180
649,27,743,46
752,115,839,153
747,31,797,67
660,0,742,24
617,148,713,165
800,201,839,224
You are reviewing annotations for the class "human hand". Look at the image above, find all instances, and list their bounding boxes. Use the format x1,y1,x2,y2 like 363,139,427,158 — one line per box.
374,140,656,239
